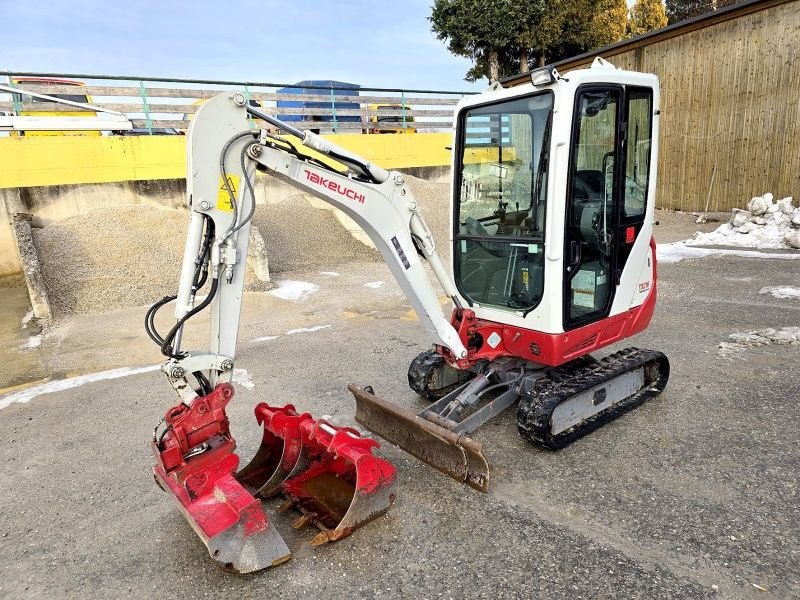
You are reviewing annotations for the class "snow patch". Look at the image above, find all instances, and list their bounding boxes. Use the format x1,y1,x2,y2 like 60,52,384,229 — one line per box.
0,364,161,410
250,335,279,343
20,335,42,350
656,242,800,264
717,327,800,358
21,310,34,329
759,286,800,300
286,324,331,335
268,280,319,301
364,281,385,289
686,193,800,250
319,271,340,277
232,368,255,389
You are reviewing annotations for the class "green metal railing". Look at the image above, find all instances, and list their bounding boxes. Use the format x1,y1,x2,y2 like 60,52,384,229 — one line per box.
1,70,478,135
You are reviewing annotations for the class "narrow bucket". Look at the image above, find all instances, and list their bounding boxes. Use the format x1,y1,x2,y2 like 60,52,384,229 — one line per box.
280,417,398,545
350,383,490,492
152,384,291,573
237,404,313,499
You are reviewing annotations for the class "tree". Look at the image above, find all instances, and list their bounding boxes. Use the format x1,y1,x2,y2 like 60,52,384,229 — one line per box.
665,0,740,25
429,0,546,82
430,0,632,82
628,0,669,37
588,0,629,47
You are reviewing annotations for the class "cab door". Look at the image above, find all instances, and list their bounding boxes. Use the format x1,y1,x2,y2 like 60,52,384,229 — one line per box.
563,86,622,329
562,84,656,330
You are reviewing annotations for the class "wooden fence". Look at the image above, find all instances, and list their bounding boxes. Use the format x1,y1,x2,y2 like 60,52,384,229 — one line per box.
0,77,469,133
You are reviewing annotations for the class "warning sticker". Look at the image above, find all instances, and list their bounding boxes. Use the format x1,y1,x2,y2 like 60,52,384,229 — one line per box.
216,175,239,212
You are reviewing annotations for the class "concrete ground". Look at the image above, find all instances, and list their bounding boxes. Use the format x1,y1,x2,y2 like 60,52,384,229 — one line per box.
1,211,798,599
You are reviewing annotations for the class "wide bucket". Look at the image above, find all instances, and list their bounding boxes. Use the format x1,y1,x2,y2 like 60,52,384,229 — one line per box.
237,404,312,499
280,417,398,545
152,384,291,573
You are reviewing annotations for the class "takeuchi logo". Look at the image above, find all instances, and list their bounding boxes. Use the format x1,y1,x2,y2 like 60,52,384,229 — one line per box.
303,169,365,204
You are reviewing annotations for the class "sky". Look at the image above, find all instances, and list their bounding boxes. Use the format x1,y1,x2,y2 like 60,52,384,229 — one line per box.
1,0,485,93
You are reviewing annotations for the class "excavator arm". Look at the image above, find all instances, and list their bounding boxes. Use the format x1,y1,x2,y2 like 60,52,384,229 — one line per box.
157,92,466,403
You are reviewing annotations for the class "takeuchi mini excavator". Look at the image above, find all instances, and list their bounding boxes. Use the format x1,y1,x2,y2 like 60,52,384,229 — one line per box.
146,58,669,573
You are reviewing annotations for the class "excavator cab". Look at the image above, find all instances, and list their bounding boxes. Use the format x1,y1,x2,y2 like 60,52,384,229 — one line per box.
452,73,656,331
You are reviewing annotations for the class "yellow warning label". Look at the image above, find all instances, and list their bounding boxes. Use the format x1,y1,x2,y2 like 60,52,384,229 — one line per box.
216,175,239,212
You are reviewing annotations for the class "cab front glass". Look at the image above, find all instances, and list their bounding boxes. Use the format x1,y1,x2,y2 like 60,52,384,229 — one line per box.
454,91,554,311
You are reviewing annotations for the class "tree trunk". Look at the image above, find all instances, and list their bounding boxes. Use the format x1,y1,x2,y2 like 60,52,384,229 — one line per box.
519,48,529,73
538,54,546,67
488,49,500,82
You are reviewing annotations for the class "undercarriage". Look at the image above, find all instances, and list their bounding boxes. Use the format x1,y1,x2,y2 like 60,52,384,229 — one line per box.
353,347,669,491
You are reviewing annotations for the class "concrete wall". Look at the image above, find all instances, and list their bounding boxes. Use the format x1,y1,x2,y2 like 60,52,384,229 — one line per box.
0,132,452,189
0,131,452,276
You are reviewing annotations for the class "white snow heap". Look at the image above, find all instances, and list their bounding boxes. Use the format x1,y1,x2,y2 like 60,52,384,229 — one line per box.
687,193,800,250
718,326,800,358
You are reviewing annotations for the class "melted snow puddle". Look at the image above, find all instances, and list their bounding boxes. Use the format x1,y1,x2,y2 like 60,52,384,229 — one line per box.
268,280,320,301
717,327,800,359
759,286,800,300
657,242,800,264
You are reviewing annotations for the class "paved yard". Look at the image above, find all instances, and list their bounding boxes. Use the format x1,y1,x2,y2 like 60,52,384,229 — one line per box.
1,247,798,599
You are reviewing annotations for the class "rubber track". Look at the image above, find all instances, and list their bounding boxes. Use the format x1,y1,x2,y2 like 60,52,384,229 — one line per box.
407,349,474,402
516,347,670,450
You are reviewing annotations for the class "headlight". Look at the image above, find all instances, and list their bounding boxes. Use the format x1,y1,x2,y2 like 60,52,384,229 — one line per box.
529,66,559,87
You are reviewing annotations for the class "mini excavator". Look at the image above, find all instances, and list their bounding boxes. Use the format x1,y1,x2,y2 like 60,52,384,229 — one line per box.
147,58,669,573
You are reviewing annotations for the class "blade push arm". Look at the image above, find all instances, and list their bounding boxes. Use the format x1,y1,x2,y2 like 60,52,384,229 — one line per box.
157,92,466,401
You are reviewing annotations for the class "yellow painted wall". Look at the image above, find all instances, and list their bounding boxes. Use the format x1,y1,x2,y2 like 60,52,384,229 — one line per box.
0,132,453,189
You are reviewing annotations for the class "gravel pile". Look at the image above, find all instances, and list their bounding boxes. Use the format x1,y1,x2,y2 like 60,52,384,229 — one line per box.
33,205,269,317
404,175,451,264
252,195,378,273
30,176,452,317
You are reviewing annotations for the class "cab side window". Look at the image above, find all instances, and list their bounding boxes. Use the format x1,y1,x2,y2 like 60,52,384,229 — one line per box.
623,90,653,219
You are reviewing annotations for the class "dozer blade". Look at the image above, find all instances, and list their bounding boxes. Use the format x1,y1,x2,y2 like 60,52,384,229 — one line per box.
152,384,291,573
350,384,490,493
280,416,398,545
237,404,313,499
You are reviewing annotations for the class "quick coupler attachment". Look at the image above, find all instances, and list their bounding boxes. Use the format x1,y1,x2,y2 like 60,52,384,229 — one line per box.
152,384,291,573
239,403,398,546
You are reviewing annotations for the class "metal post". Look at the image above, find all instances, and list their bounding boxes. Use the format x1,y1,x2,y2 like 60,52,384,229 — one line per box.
330,87,337,134
401,90,407,131
8,76,22,114
138,80,153,135
244,85,254,129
